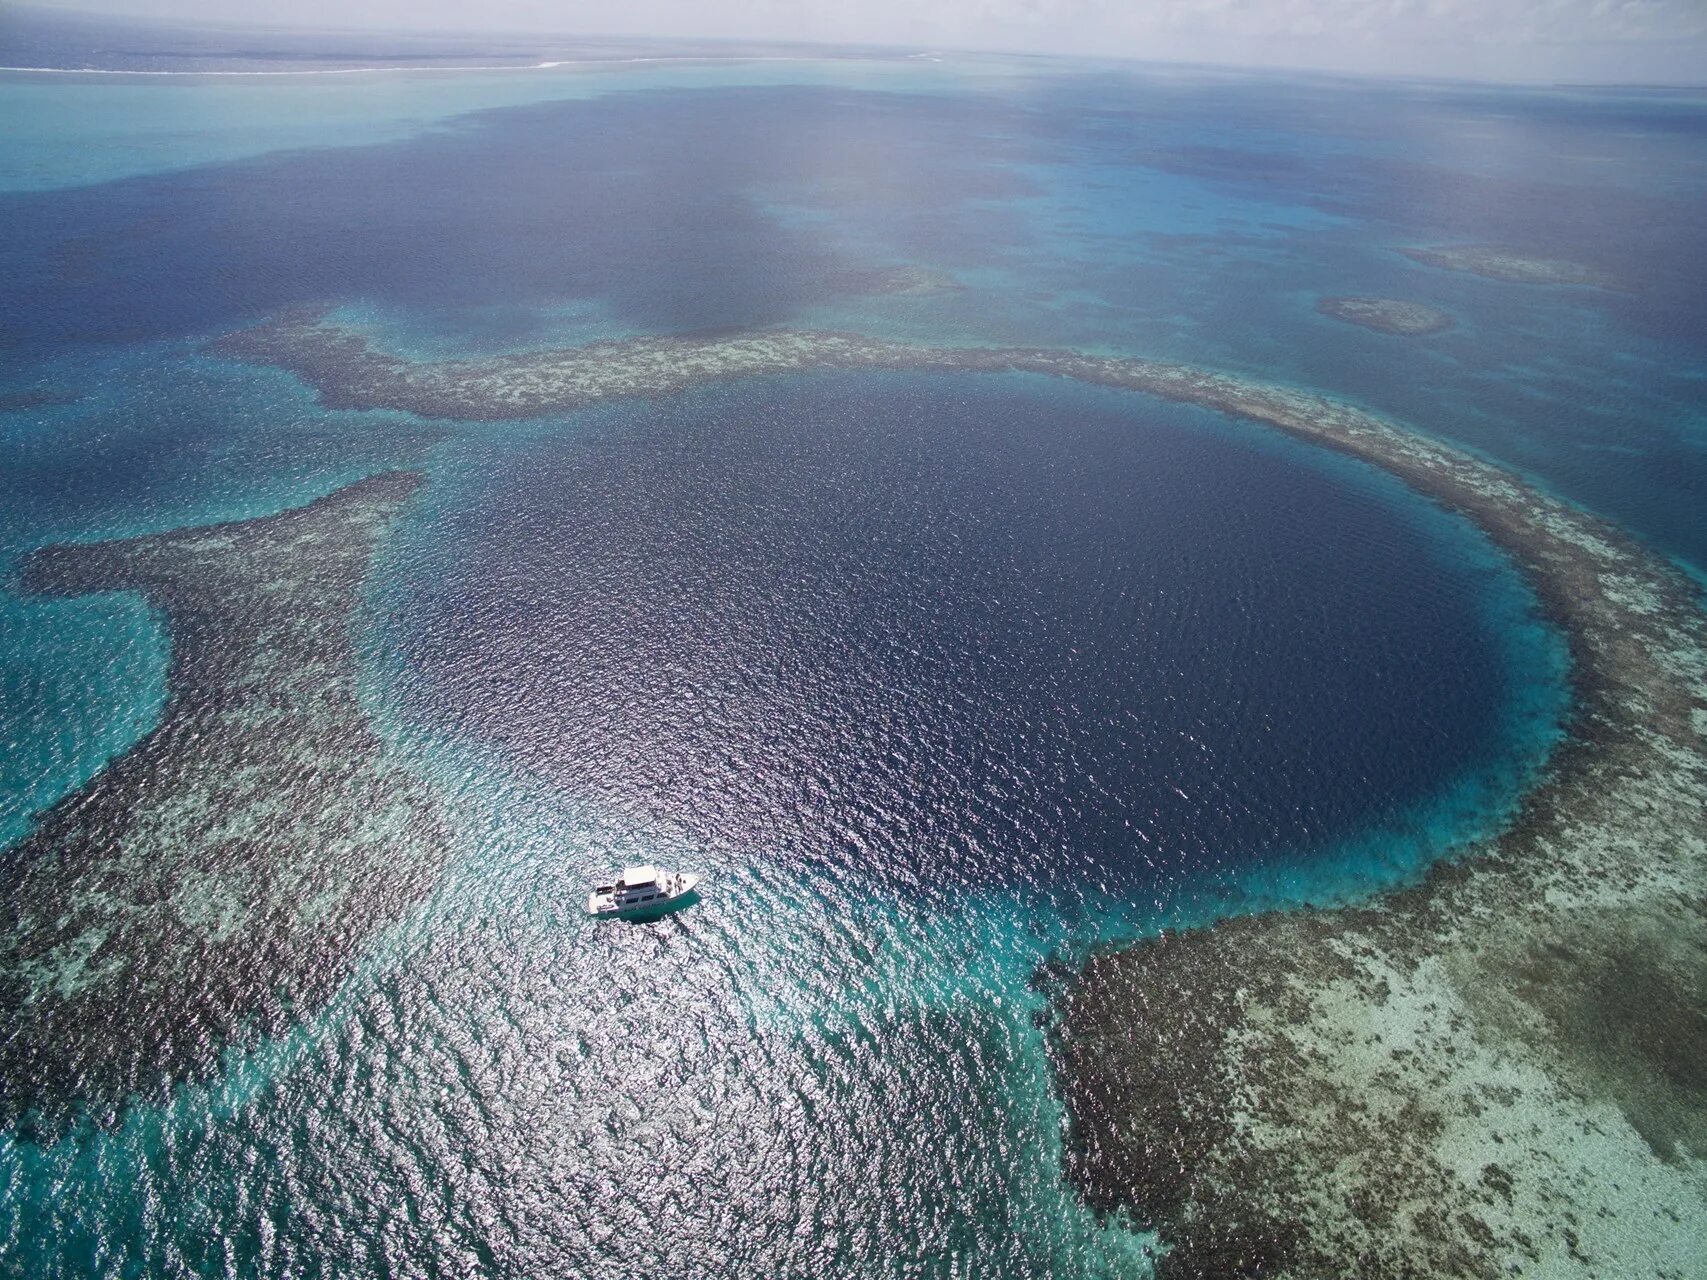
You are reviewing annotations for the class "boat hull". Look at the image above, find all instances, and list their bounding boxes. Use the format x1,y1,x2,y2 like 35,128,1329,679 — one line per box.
586,874,701,921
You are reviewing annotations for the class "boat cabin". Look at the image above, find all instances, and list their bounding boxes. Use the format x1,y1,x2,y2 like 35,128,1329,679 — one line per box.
587,863,699,918
599,866,663,905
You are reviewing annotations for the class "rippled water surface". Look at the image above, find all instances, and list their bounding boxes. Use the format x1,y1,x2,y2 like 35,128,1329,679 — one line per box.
7,370,1557,1276
392,373,1544,899
4,13,1704,1277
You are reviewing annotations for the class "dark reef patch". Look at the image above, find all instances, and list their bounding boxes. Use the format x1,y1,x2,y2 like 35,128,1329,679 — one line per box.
0,471,447,1131
0,389,82,413
1316,295,1453,335
212,312,1707,1275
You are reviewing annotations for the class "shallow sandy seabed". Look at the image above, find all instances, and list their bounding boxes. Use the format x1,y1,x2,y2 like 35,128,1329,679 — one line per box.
212,313,1707,1277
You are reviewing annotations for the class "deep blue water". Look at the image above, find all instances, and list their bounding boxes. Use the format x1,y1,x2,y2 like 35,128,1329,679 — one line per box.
394,372,1540,897
1,12,1702,1277
4,72,1703,563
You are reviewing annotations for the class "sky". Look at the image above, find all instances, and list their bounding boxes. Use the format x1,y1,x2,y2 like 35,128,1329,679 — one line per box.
25,0,1707,83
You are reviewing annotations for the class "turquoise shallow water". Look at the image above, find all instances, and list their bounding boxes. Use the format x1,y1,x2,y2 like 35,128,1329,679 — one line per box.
0,367,1567,1275
1,28,1701,1278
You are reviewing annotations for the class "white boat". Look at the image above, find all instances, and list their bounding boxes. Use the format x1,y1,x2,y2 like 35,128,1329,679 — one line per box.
586,865,702,920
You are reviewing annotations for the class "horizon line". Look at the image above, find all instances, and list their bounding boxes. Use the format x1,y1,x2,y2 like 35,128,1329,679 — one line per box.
8,1,1707,92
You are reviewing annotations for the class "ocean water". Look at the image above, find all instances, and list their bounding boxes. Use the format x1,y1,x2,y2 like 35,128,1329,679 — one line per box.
2,13,1703,1278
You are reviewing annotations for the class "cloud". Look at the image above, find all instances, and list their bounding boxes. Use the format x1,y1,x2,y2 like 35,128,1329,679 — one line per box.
970,0,1707,44
41,0,1707,82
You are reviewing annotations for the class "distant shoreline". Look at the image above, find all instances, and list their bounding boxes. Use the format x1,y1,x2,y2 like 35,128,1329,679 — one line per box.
0,53,877,78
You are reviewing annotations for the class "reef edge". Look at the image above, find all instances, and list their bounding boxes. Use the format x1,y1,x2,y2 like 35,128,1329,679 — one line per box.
0,470,448,1133
210,314,1707,1276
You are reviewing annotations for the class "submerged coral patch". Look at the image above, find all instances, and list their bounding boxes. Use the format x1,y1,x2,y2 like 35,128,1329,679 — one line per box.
0,389,81,413
1400,245,1626,290
1316,295,1453,335
0,472,446,1129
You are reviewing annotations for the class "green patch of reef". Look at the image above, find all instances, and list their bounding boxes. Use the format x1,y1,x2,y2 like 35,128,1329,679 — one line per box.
209,310,1707,1276
0,472,447,1132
